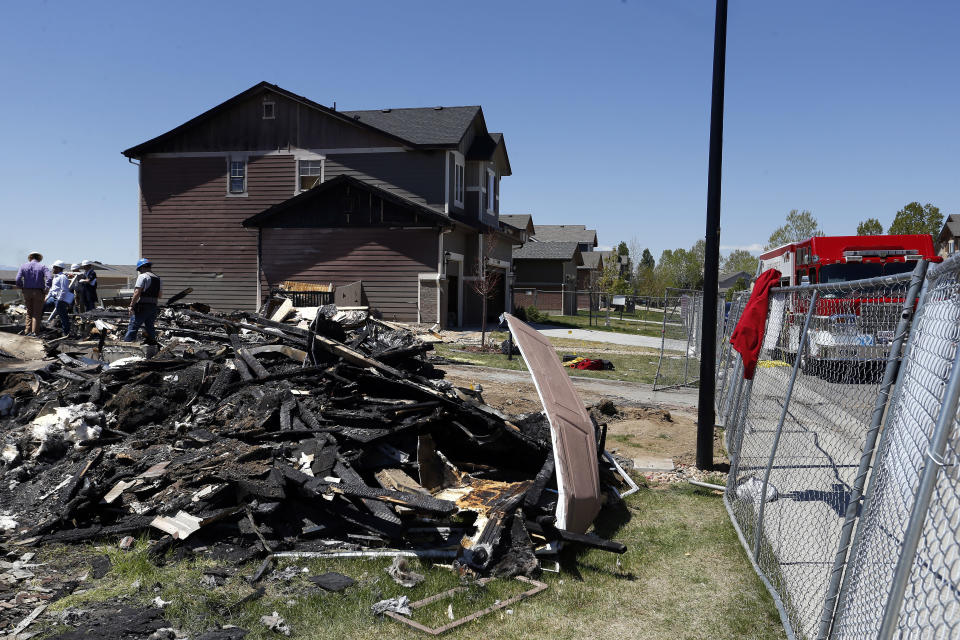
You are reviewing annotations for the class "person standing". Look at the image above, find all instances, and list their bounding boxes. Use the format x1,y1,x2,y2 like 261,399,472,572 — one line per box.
69,264,84,312
79,259,98,311
14,251,51,336
48,260,76,337
124,259,162,343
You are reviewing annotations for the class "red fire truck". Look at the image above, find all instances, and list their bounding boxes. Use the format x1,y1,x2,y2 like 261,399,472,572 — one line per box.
756,235,939,379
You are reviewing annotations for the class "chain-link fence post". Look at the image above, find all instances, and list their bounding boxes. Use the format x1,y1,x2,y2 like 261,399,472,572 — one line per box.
874,342,960,639
753,289,819,557
816,259,929,640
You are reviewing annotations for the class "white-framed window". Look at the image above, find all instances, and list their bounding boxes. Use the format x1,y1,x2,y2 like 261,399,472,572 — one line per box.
262,101,275,120
228,159,246,194
486,168,496,213
298,159,324,191
950,239,956,254
453,153,464,207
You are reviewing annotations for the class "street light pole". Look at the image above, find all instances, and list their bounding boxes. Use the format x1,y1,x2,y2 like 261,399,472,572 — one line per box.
696,0,729,471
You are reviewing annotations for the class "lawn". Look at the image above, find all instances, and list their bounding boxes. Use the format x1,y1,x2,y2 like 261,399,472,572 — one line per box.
42,483,785,640
433,341,665,385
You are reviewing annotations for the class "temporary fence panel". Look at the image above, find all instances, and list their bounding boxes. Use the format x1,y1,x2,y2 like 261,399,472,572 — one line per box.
830,255,960,639
722,267,920,640
653,289,704,390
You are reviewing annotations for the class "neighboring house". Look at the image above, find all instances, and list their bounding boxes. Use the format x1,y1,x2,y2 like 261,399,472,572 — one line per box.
718,270,752,293
500,214,535,244
530,225,597,254
577,251,603,290
937,214,960,257
597,250,631,279
512,242,582,315
123,81,517,327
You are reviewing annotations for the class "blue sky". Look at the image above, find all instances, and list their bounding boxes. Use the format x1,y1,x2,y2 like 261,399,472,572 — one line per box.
1,1,957,268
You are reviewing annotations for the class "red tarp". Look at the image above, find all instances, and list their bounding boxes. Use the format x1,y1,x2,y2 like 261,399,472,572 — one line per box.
730,269,781,380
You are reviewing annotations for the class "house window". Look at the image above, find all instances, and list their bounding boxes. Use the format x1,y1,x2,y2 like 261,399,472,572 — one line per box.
950,239,956,254
299,160,323,191
486,169,496,213
262,101,275,120
453,154,464,207
229,160,246,194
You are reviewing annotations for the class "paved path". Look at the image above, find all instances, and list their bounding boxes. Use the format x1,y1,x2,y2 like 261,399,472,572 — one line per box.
533,324,687,352
440,364,699,409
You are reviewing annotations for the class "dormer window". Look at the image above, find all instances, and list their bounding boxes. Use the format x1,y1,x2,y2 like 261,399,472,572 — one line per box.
298,160,324,191
262,101,275,120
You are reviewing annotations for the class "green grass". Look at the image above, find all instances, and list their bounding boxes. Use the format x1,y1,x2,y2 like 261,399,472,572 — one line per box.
39,484,784,640
433,343,664,385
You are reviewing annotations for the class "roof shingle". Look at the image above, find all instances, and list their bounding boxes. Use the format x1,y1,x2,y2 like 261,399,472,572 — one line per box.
340,106,481,146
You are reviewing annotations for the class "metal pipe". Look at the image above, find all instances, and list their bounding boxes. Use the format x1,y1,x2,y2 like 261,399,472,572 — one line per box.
696,0,729,471
816,258,928,640
273,549,458,560
753,289,819,558
876,343,960,639
688,479,726,492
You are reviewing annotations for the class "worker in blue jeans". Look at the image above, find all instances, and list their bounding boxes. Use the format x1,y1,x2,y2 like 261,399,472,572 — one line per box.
48,260,75,336
124,258,163,343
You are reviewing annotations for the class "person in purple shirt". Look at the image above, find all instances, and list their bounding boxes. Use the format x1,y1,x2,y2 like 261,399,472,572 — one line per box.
15,251,51,336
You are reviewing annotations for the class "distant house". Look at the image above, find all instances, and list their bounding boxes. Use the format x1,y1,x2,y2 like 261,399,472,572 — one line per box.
500,214,535,243
512,241,582,315
531,225,597,254
577,251,603,290
718,270,752,293
122,81,518,327
937,214,960,257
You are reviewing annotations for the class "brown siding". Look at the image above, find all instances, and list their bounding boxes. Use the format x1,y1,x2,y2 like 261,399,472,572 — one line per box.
324,151,446,211
260,228,437,322
140,154,295,311
144,93,400,154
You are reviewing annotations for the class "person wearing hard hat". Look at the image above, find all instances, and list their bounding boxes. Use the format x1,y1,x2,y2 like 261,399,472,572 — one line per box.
69,264,84,312
48,260,76,337
124,259,162,343
14,251,51,336
79,259,98,312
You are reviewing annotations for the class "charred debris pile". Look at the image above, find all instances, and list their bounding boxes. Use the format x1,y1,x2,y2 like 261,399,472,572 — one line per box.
0,304,629,576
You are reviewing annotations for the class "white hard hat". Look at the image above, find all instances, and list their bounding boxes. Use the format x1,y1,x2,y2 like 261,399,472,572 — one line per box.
71,263,80,271
81,259,93,267
52,260,67,269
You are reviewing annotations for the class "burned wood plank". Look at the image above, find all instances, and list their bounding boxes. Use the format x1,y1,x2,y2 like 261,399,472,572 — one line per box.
525,519,626,554
334,460,401,525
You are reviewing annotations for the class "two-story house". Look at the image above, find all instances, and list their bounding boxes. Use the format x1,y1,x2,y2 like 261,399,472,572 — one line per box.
122,81,518,327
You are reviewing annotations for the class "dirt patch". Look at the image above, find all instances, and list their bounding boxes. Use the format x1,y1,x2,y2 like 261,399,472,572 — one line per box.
602,406,695,461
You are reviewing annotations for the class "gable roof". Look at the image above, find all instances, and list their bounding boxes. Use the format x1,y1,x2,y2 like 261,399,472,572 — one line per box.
532,225,598,246
341,106,480,147
579,252,604,269
242,174,451,228
500,214,534,235
514,241,583,265
939,214,960,241
123,82,487,158
718,270,753,290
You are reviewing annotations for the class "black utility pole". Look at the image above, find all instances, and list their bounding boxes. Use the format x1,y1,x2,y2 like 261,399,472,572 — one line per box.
696,0,728,471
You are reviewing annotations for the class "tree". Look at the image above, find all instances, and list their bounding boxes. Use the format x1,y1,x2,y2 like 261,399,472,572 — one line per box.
469,234,503,350
766,209,822,250
616,241,629,256
856,218,884,235
721,249,759,276
887,202,943,238
640,248,655,270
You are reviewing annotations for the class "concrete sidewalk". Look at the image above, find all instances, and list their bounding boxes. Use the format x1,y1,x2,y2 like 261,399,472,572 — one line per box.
533,324,687,352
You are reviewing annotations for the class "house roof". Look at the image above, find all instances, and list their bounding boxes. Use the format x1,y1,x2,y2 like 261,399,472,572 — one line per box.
341,106,480,147
578,252,604,270
718,270,753,290
513,241,583,265
939,214,960,241
500,214,534,235
532,225,598,246
241,174,452,228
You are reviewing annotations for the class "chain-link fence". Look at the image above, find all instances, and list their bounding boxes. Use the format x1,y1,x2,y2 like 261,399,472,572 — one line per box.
719,255,960,639
653,289,716,390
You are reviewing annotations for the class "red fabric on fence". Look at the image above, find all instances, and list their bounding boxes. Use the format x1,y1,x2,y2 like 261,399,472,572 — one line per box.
730,269,782,380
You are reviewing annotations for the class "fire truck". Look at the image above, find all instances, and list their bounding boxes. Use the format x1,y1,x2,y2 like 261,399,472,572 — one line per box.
756,235,939,379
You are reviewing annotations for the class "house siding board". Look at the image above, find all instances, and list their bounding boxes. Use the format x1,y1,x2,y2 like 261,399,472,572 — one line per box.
142,93,399,154
260,228,435,322
140,154,295,311
324,151,445,212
